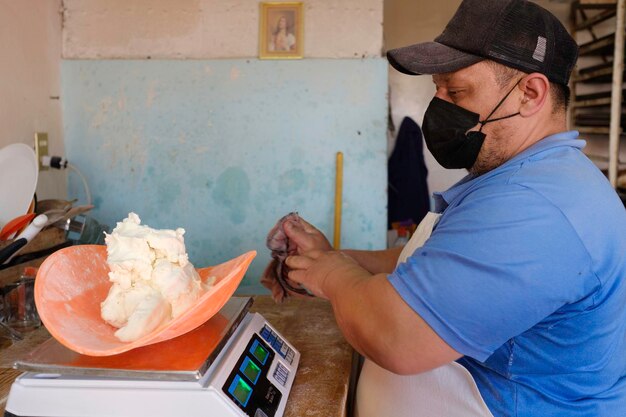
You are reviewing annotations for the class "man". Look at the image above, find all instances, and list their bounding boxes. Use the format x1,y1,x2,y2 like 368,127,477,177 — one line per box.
278,0,626,416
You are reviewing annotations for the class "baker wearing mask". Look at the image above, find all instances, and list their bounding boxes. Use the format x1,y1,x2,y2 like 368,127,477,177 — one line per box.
266,0,626,415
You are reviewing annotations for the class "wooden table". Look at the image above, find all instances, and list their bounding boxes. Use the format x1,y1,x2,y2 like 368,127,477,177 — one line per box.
0,295,354,417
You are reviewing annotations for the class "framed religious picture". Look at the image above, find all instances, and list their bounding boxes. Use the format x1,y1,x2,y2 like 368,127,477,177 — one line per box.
259,2,304,59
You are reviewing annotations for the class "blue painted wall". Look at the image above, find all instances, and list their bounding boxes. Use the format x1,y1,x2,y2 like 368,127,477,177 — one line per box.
62,59,388,293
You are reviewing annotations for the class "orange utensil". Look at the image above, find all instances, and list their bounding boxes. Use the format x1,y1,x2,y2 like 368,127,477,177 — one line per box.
35,245,256,356
0,213,36,241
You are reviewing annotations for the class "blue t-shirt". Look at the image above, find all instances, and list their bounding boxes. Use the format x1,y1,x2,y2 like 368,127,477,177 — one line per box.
388,131,626,416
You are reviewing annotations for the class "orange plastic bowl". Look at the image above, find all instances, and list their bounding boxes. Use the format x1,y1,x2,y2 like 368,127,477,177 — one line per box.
35,245,256,356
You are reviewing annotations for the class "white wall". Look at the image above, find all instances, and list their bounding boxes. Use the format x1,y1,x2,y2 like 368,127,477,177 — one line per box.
384,0,574,195
62,0,383,59
0,0,65,200
0,0,383,204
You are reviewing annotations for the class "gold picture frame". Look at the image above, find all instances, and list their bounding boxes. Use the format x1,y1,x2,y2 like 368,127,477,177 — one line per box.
259,2,304,59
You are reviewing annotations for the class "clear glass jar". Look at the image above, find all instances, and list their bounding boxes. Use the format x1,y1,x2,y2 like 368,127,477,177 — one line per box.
4,267,41,331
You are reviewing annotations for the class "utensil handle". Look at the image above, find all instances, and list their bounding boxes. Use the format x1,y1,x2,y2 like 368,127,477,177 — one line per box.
0,238,27,265
15,214,48,242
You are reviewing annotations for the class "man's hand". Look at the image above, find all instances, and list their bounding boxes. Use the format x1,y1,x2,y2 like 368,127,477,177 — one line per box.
286,250,369,299
288,248,462,374
262,213,333,302
283,217,333,253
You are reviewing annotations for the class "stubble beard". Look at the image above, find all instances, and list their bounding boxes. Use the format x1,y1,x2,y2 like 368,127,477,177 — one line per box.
468,128,510,176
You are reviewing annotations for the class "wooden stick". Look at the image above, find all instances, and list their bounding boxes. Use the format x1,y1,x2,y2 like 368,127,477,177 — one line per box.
333,152,344,250
609,0,625,187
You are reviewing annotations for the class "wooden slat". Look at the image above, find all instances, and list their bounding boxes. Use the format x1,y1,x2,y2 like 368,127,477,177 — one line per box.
576,126,613,134
572,66,614,82
572,97,613,107
575,8,616,30
585,153,626,164
579,34,615,55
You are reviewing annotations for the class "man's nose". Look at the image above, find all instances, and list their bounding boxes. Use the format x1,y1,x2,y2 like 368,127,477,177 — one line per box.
434,91,453,103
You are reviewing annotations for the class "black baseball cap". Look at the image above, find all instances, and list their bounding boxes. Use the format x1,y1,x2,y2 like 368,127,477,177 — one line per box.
387,0,578,86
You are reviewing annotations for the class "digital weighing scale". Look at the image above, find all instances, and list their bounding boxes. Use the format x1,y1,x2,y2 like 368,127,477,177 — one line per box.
4,297,300,417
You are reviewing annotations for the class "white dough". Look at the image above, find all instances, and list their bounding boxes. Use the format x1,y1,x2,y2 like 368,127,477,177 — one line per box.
151,259,202,318
100,213,207,342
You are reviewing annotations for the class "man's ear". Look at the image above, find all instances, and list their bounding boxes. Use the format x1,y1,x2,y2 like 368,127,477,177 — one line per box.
519,73,550,117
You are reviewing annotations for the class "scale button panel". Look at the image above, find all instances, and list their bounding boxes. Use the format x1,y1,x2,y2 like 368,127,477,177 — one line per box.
272,338,283,352
285,349,295,364
260,326,271,340
261,326,279,347
273,363,290,386
279,344,289,357
260,325,295,363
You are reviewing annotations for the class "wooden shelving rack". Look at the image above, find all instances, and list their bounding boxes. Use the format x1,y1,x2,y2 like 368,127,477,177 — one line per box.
570,0,626,188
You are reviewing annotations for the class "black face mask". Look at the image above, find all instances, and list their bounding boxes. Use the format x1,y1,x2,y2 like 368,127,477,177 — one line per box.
422,81,522,169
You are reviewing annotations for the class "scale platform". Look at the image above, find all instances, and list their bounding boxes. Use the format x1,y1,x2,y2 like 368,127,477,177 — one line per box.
4,296,300,417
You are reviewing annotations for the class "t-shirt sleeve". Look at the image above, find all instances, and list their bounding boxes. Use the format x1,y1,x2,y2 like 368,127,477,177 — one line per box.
388,183,596,361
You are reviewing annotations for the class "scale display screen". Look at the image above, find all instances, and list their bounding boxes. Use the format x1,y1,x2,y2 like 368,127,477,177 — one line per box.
222,328,283,417
250,340,269,365
228,375,253,407
240,356,261,385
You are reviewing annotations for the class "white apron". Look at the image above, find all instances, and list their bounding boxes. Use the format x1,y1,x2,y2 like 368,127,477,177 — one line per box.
354,212,494,417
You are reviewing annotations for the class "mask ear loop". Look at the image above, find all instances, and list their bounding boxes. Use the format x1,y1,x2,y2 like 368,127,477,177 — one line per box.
478,77,524,132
